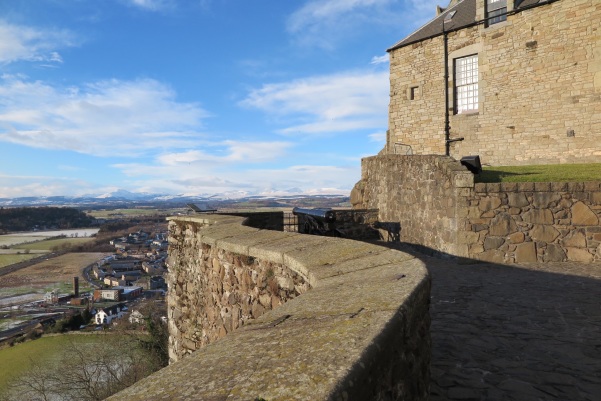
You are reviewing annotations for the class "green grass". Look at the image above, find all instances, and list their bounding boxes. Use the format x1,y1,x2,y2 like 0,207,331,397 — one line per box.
0,254,38,268
0,235,47,248
13,237,94,251
0,334,109,392
477,163,601,183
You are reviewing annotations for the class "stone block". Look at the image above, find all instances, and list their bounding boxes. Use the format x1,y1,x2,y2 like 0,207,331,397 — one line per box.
518,182,535,191
532,192,561,208
500,182,518,192
454,172,474,188
591,192,601,205
529,225,560,243
571,201,599,225
565,247,594,263
489,213,518,236
561,230,587,247
508,231,525,244
484,236,505,250
522,209,554,225
534,182,551,192
508,192,529,208
477,249,505,263
543,244,567,262
474,183,487,193
551,182,568,192
479,195,503,212
515,242,537,262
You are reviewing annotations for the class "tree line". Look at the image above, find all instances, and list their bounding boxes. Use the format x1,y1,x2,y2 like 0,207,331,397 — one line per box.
0,207,95,234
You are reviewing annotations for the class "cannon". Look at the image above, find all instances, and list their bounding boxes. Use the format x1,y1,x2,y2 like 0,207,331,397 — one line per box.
292,207,339,236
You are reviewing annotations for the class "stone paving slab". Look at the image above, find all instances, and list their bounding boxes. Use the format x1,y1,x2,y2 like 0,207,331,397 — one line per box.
386,243,601,401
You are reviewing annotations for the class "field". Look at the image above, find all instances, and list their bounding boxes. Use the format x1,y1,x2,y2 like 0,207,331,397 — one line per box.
0,254,39,269
0,235,48,248
0,252,107,290
0,334,117,393
87,208,180,218
13,237,95,251
477,163,601,183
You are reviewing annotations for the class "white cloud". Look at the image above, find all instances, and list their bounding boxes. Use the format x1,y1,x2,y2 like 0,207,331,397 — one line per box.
0,174,93,198
110,161,359,197
155,140,293,166
370,54,389,64
0,75,208,157
125,0,173,11
368,131,386,143
241,70,388,135
287,0,444,49
0,20,75,65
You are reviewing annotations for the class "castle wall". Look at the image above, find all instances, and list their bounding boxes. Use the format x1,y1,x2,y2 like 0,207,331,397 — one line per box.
108,214,431,401
468,181,601,263
354,154,475,257
353,154,601,263
388,0,601,165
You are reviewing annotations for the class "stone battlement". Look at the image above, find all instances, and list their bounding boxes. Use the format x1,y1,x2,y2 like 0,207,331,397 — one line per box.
108,214,431,401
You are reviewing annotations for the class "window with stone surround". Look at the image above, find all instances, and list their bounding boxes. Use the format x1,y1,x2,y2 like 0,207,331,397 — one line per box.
486,0,507,26
454,54,479,114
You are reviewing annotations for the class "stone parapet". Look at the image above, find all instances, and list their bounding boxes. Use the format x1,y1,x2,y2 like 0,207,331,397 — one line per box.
108,214,431,401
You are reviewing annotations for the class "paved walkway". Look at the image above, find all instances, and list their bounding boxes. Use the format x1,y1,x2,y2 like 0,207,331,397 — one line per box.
423,255,601,400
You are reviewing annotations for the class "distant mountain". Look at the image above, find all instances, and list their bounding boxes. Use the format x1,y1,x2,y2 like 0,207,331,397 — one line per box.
0,189,350,208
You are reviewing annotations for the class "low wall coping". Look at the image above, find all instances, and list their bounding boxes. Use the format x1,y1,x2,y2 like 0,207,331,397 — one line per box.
109,214,430,401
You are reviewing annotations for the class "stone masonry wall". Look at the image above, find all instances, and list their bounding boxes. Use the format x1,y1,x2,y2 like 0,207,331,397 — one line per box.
109,214,431,400
467,181,601,263
167,218,309,362
387,0,601,166
353,154,601,264
352,154,475,258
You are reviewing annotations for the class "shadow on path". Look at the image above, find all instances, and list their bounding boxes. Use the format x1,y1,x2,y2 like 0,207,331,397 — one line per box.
377,242,601,401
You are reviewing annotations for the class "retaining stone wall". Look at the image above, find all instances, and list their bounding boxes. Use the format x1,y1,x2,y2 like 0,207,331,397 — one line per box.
353,154,601,264
468,182,601,263
108,214,431,401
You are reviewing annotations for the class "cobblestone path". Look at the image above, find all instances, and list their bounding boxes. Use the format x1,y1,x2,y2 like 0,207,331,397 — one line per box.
424,257,601,401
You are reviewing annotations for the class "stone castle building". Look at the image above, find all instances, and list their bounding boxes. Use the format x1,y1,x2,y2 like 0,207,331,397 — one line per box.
385,0,601,165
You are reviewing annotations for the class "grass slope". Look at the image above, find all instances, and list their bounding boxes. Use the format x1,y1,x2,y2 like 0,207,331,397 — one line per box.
477,163,601,183
0,334,108,392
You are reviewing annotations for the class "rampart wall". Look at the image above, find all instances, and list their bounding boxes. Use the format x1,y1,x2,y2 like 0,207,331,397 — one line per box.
108,214,431,401
352,154,601,263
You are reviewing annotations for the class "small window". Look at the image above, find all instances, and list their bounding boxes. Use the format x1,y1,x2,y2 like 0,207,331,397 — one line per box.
410,86,418,100
486,0,507,26
454,54,478,114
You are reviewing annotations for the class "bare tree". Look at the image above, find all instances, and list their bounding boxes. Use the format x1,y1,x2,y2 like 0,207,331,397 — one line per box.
4,333,163,401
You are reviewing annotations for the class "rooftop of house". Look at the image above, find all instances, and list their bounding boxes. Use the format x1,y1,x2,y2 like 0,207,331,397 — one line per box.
387,0,546,51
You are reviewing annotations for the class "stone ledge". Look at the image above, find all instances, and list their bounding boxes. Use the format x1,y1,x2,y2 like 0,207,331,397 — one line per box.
110,214,431,401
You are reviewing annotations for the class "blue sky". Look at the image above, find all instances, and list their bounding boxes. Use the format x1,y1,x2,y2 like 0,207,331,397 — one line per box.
0,0,441,198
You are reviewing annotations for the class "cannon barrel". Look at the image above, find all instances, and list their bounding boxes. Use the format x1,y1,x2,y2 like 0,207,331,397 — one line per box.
292,207,336,223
